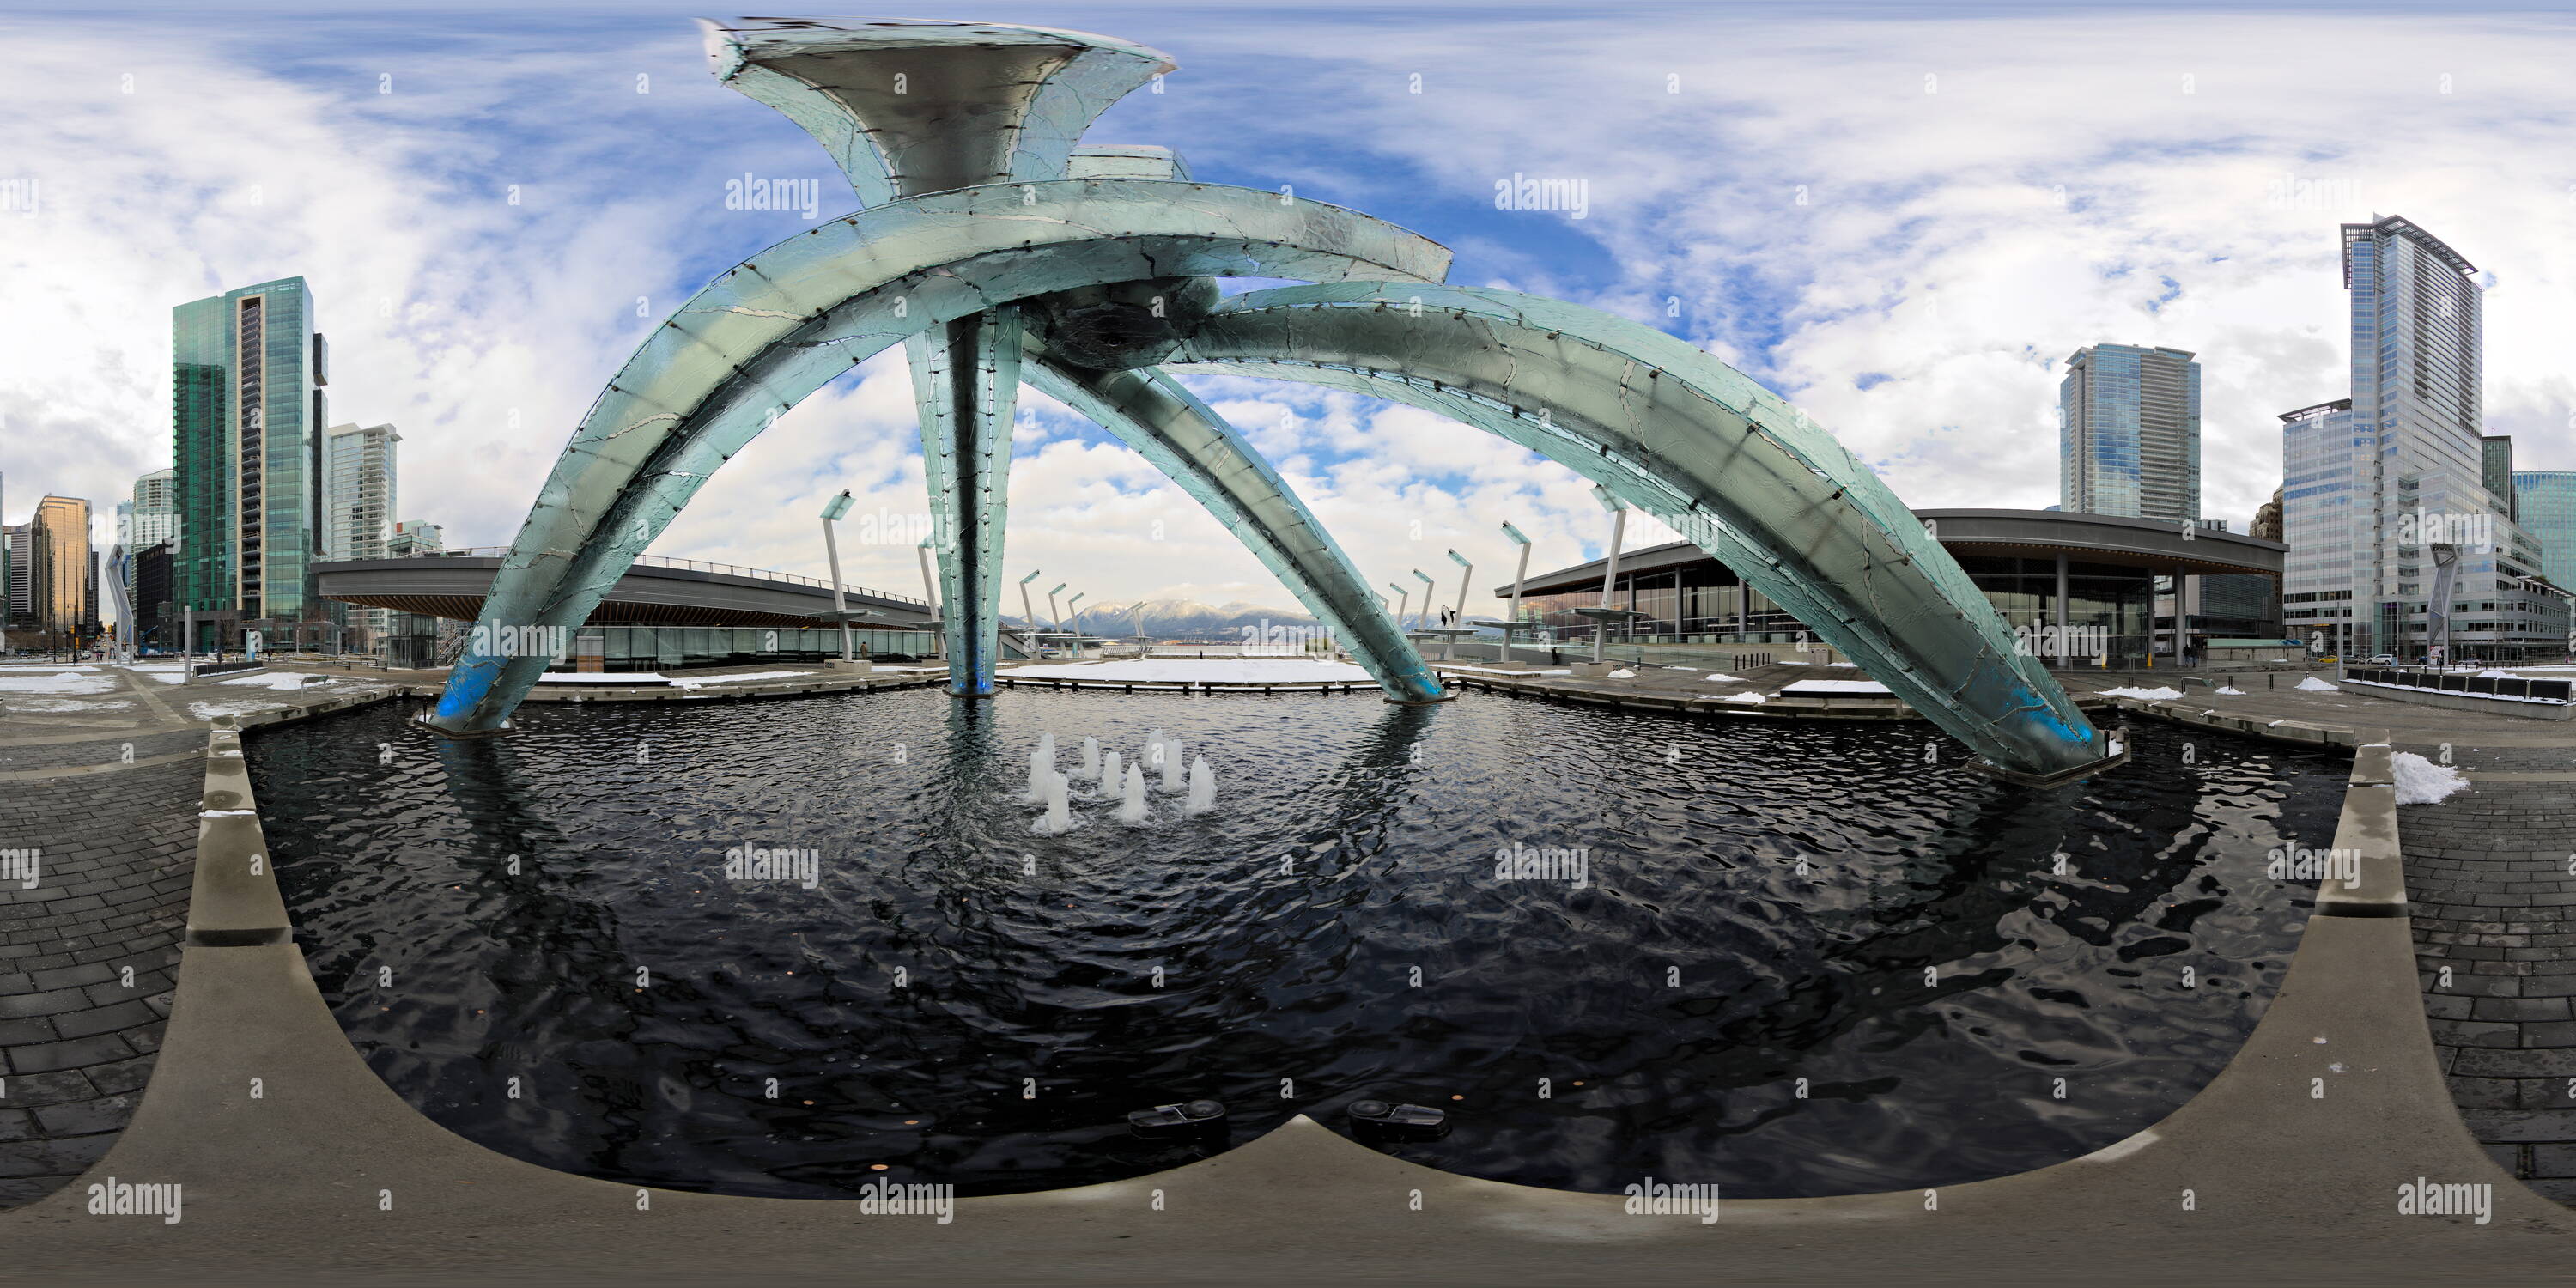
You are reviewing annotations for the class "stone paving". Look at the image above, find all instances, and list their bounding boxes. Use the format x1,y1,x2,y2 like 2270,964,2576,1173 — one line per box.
2054,666,2576,1204
8,650,2574,1217
0,660,396,1210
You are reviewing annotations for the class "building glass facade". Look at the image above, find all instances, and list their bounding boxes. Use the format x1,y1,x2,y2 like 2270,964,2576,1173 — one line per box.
2060,343,2201,523
31,495,93,640
2512,471,2576,590
2278,217,2566,660
322,422,400,647
172,277,328,641
1518,553,2170,660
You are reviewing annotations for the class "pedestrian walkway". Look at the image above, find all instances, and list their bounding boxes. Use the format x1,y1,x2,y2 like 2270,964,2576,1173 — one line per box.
0,661,393,1208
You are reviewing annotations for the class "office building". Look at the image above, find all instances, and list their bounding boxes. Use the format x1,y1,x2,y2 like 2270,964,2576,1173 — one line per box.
2514,471,2576,589
2059,343,2201,524
321,422,400,647
2484,435,2519,521
172,276,329,648
30,495,94,641
2277,216,2562,660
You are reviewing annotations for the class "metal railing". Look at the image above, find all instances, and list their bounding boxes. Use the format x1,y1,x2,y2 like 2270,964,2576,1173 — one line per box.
2343,666,2573,704
379,546,927,607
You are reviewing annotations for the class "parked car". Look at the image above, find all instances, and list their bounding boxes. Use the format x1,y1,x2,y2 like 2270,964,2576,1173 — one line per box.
2363,653,2396,665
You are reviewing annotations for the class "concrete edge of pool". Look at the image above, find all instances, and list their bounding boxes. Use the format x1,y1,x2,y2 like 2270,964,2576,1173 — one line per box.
2,690,2564,1284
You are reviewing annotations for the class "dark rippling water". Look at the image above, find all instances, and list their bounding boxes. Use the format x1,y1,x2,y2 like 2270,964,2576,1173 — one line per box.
255,687,2348,1199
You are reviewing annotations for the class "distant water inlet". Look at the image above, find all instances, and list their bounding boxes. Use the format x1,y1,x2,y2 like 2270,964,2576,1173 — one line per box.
257,689,2348,1199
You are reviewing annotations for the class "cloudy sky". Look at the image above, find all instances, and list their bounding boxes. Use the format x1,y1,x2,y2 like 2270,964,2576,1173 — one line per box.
6,0,2573,617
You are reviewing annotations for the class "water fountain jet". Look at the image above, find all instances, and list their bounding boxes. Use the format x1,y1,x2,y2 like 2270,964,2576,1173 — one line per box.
1118,763,1151,824
1184,756,1215,816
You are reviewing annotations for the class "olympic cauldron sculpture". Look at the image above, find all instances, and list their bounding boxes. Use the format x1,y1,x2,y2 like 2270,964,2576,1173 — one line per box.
428,16,2110,781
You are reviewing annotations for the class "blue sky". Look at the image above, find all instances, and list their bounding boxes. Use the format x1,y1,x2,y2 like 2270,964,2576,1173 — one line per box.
7,2,2574,613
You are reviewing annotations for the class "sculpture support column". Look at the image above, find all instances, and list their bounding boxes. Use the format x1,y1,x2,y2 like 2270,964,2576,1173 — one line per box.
909,308,1024,696
1024,344,1445,703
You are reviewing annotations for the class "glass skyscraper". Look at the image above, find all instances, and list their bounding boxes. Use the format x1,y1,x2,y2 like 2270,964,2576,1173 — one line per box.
321,422,400,647
2280,216,2567,660
2513,471,2576,589
2483,435,2519,520
2059,343,2201,523
172,276,329,643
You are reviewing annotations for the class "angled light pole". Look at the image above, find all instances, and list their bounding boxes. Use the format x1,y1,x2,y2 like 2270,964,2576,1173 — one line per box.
1589,486,1629,665
1066,591,1087,652
914,535,943,659
1018,568,1043,656
1501,521,1533,665
1444,549,1473,660
1388,581,1410,634
821,490,855,662
1047,582,1067,638
1411,568,1435,629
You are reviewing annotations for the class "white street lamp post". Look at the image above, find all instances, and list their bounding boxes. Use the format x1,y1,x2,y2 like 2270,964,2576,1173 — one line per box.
821,490,855,662
1593,486,1628,665
1018,568,1042,657
914,536,942,659
1501,521,1532,665
1444,549,1472,661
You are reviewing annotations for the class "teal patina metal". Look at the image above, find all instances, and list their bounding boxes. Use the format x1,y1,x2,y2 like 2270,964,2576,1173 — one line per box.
428,15,2105,777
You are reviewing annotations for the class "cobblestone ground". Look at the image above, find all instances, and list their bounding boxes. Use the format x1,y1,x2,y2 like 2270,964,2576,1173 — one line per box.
0,660,394,1209
2400,742,2576,1203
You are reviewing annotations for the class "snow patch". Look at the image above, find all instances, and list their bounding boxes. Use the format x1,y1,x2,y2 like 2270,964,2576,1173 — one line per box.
217,672,329,690
1011,659,1371,683
671,671,815,690
1703,673,1744,683
2102,686,2184,702
0,671,119,696
5,697,135,714
1607,668,1637,679
1778,679,1893,696
2296,677,2340,692
1717,692,1767,704
2215,686,2245,696
2390,752,2470,805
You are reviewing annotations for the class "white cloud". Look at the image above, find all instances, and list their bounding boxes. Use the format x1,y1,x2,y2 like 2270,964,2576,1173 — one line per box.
10,7,2574,629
